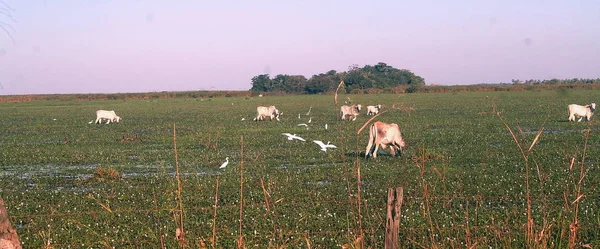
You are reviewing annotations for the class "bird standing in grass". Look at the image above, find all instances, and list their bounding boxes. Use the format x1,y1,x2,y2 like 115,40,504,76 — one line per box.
313,140,337,152
219,157,229,169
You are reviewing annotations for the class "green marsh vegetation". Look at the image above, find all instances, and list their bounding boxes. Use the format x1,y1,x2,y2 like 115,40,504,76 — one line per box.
1,90,599,248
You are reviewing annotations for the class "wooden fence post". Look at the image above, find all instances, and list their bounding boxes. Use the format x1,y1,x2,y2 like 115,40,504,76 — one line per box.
0,196,22,249
385,187,403,249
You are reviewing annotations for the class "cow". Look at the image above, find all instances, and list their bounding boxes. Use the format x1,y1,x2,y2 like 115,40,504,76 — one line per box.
254,105,280,121
365,121,407,159
90,110,121,124
568,103,596,122
366,104,382,115
340,104,362,121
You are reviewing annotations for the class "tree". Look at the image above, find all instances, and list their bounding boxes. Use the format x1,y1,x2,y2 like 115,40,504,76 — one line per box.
250,74,271,92
283,75,307,93
305,73,339,94
248,62,427,94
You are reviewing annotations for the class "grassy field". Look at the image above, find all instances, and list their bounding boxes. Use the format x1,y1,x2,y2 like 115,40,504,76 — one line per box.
1,90,600,248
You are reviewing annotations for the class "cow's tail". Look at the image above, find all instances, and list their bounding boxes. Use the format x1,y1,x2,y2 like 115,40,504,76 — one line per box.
365,123,377,159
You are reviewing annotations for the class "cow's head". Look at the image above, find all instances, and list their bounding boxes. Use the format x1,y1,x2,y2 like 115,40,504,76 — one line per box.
376,104,382,110
399,136,407,148
356,104,362,111
273,108,281,121
589,103,597,112
114,116,122,122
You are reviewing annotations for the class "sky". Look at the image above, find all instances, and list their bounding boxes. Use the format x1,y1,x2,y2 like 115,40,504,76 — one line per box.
0,0,599,95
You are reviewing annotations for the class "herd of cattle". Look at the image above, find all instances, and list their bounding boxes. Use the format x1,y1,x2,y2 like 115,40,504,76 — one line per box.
90,102,596,159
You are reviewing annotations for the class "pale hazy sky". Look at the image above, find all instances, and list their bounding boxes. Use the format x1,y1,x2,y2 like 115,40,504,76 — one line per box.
0,0,599,95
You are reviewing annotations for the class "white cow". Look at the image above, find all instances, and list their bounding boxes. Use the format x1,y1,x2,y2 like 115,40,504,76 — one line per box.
568,103,596,122
366,104,382,115
90,110,121,124
340,104,362,121
365,121,407,159
254,105,280,121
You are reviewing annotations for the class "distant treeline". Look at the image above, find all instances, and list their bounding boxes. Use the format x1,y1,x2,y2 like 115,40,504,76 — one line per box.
2,78,600,103
0,91,252,103
250,62,426,94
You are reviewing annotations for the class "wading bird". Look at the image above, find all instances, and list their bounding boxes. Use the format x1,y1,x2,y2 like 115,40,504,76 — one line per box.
219,157,229,169
313,140,337,152
297,123,309,130
282,133,306,141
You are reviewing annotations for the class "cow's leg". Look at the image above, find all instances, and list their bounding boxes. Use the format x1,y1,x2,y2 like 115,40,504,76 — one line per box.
105,118,111,124
578,117,583,122
352,115,357,121
373,143,381,158
95,118,101,124
365,139,374,159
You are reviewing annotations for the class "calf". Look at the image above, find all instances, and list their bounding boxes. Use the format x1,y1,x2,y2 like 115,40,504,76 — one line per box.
366,104,382,115
568,103,596,122
340,104,362,121
91,110,121,124
365,121,406,159
254,106,280,121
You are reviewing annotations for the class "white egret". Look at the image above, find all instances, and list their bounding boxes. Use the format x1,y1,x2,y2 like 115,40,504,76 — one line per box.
313,140,337,152
282,133,306,141
325,123,328,130
308,117,312,123
219,157,229,169
306,106,312,116
297,123,309,130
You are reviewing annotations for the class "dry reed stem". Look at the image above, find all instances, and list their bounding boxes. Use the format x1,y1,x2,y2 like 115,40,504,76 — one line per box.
356,111,387,135
212,177,219,249
495,112,535,245
152,189,166,249
334,81,345,105
238,136,245,249
415,146,438,248
465,201,472,248
86,194,113,213
332,91,357,239
68,219,112,248
355,160,364,248
304,232,311,249
260,177,271,212
406,237,428,249
173,123,186,247
569,129,590,248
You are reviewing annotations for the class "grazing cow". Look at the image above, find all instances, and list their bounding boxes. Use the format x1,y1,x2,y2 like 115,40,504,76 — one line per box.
568,103,596,122
340,104,362,121
366,104,382,115
91,110,121,124
254,105,280,121
365,121,407,159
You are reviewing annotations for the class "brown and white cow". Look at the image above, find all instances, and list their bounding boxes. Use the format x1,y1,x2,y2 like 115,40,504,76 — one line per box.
366,104,382,115
340,104,362,121
365,121,406,159
254,105,280,121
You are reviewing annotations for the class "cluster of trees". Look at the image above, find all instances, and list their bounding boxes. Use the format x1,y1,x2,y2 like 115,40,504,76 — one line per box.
511,78,600,85
250,62,425,94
